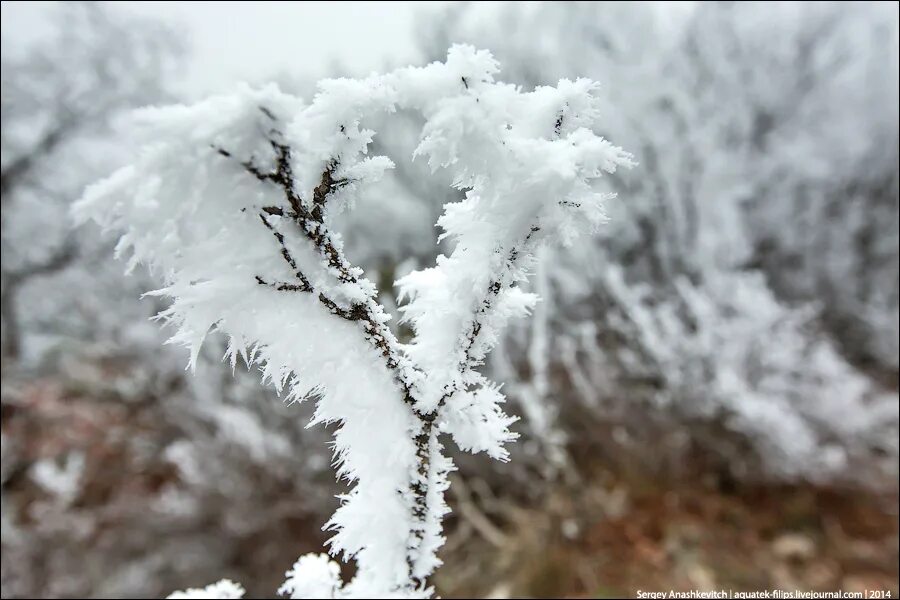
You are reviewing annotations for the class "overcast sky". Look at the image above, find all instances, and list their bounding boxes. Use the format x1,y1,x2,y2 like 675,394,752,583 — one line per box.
125,1,450,96
1,1,700,99
2,1,446,98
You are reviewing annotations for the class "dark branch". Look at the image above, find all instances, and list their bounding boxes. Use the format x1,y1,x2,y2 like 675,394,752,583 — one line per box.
217,121,440,586
436,225,542,410
1,117,79,200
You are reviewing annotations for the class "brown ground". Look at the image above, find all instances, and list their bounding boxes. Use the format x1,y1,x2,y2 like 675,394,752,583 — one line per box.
3,374,898,598
435,471,899,598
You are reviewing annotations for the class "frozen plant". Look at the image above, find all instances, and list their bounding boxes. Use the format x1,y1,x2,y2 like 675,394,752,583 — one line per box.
74,46,634,597
420,2,899,483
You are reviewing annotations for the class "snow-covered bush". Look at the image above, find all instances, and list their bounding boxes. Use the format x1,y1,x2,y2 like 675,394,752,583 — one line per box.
2,7,335,597
414,1,899,484
74,46,633,597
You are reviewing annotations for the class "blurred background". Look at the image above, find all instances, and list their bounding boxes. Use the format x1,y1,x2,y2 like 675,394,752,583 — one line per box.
1,1,898,598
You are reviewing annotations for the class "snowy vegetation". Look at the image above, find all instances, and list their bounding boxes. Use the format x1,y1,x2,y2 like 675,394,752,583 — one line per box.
409,1,899,482
2,2,896,598
74,46,634,597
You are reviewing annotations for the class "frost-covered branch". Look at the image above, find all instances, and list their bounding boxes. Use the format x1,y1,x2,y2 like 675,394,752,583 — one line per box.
218,130,418,395
74,46,634,597
217,125,436,587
